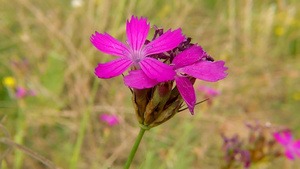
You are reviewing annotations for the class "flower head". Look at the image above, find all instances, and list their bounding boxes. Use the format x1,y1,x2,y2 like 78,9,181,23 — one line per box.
15,86,37,98
91,15,184,83
273,131,300,160
198,85,220,96
16,86,27,98
198,85,220,105
92,17,228,128
100,114,120,126
221,134,251,168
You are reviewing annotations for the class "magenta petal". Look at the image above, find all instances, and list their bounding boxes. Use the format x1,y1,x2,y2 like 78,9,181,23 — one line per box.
285,149,295,160
179,61,228,82
283,131,293,142
95,58,133,79
292,140,300,149
175,76,196,115
172,45,205,69
292,141,300,157
139,57,176,82
126,16,150,51
295,151,300,159
143,28,185,56
90,32,130,57
124,70,159,89
274,132,289,146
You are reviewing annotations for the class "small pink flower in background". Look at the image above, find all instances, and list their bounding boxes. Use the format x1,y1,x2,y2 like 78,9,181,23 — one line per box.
198,85,221,106
198,85,220,97
273,131,300,160
16,87,27,98
15,86,37,98
100,114,120,126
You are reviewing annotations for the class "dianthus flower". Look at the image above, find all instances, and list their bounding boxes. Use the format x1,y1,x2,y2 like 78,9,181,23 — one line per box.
273,131,300,160
16,86,27,98
91,16,228,169
90,15,184,83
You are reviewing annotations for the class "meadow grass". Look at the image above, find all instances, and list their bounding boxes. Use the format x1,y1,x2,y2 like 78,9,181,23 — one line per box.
0,0,300,168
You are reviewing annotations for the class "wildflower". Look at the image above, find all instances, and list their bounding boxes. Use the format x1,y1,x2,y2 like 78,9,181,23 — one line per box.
221,134,251,168
198,85,220,96
293,92,300,101
125,45,228,114
3,76,16,88
16,87,27,98
15,86,37,98
90,15,184,83
198,85,220,105
273,131,300,160
100,114,120,126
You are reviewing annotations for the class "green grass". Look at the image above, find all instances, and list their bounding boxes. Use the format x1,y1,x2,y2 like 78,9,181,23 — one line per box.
1,0,300,168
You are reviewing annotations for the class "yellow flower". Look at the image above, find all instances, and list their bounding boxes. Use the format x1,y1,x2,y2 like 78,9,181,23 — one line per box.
293,93,300,101
3,76,16,88
275,27,284,36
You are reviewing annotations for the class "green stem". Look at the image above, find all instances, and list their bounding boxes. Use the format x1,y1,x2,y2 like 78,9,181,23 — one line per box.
14,101,25,169
123,128,146,169
69,78,99,169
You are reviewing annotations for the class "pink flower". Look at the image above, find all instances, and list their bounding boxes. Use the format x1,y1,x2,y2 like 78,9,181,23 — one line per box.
124,45,228,114
15,86,37,98
198,85,220,96
16,87,27,98
90,15,184,83
100,114,120,126
273,131,300,160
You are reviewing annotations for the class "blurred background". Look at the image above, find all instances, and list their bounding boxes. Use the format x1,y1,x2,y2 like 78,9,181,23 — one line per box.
0,0,300,168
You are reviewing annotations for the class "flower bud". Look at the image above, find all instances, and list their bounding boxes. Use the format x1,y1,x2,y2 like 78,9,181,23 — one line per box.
144,81,173,125
132,80,187,129
132,88,151,123
149,98,182,128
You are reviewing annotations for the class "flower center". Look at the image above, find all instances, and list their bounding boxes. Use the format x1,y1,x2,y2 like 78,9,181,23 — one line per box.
130,49,145,63
175,69,188,77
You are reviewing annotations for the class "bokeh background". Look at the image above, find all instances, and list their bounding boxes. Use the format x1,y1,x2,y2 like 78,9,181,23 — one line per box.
1,0,300,168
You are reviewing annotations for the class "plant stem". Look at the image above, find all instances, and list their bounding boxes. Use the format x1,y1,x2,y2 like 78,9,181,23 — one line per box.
14,101,25,169
0,138,59,169
69,78,99,169
123,128,146,169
